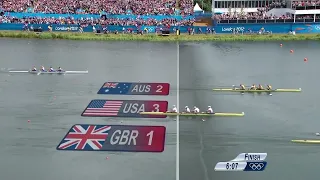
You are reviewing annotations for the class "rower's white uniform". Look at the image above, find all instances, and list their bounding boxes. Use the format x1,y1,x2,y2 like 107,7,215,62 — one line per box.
32,67,37,71
207,106,213,114
58,67,63,71
184,106,191,113
172,105,178,113
41,66,45,71
193,106,200,113
49,67,54,72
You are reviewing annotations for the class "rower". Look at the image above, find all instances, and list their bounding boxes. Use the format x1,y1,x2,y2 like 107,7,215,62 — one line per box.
41,66,46,72
49,67,54,72
184,106,191,113
57,67,63,72
239,84,245,90
31,66,37,71
172,105,178,113
266,85,272,90
193,106,200,113
250,84,256,90
167,105,178,113
207,106,214,114
257,84,264,90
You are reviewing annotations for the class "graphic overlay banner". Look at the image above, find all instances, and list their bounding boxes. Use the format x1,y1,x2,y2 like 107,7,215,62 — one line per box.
214,153,267,171
81,100,168,118
97,82,170,95
56,125,166,152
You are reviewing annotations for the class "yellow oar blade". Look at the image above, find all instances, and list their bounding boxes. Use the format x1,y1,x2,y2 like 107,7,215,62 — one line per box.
291,139,320,144
139,112,245,117
275,88,302,92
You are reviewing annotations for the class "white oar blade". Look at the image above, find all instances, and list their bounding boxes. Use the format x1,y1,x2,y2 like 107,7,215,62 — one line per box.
9,71,29,73
8,70,88,74
65,71,89,74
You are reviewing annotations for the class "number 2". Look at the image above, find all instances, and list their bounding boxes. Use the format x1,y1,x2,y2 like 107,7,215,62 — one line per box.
156,85,163,92
152,104,160,112
147,131,154,145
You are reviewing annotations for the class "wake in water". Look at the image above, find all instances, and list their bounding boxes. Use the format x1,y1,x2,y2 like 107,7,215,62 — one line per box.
0,68,20,73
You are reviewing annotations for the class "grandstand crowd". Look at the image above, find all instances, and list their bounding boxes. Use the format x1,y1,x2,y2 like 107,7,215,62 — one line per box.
0,0,193,15
0,0,319,25
292,1,320,8
214,1,320,21
0,16,194,26
0,0,195,25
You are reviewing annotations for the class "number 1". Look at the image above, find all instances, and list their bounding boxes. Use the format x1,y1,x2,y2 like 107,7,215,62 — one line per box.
147,131,154,145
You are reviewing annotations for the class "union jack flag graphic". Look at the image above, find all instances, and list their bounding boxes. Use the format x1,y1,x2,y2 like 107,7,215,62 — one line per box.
103,82,118,88
57,125,110,151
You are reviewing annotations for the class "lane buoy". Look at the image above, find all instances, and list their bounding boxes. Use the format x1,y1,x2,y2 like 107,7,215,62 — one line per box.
280,43,283,47
304,58,308,62
290,49,294,53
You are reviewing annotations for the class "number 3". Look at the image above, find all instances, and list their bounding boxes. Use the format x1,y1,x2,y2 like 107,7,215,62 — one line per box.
152,104,160,112
156,85,163,92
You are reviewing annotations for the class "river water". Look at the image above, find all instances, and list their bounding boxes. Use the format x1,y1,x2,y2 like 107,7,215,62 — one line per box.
0,38,319,180
179,41,320,180
0,39,177,180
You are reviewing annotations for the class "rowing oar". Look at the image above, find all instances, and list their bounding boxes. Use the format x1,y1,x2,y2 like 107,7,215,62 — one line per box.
232,85,271,87
232,85,273,96
37,71,41,75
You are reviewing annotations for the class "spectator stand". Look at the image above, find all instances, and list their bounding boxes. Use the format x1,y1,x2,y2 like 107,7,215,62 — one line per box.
3,12,193,21
1,0,191,15
212,0,320,23
0,0,195,32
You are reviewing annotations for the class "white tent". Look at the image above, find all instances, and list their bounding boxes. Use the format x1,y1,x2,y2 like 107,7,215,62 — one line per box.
193,3,203,12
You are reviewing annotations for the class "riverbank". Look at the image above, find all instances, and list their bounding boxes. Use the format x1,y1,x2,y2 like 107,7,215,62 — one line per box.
0,31,320,41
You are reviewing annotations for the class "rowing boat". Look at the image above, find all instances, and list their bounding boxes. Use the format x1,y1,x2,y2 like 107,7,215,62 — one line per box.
291,140,320,144
140,112,245,117
212,88,301,92
9,70,89,74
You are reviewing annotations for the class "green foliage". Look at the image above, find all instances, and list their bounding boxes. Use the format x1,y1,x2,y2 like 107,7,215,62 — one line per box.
0,31,318,41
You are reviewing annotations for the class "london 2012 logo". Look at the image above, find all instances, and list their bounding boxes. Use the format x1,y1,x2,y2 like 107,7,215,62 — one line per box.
214,153,267,172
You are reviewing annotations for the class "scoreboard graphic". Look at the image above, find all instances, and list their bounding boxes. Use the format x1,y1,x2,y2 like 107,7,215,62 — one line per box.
97,82,170,95
81,100,168,118
214,153,268,171
56,125,166,152
57,81,171,153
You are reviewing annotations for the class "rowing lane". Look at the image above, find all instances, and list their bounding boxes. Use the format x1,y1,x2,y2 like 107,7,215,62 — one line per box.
179,41,320,180
2,38,320,180
0,39,177,180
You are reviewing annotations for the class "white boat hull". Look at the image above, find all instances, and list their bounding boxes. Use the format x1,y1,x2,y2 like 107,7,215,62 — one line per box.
9,70,88,74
